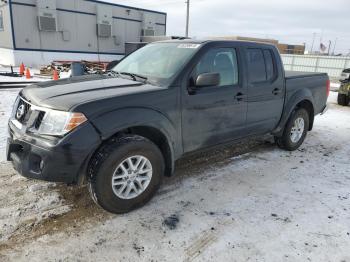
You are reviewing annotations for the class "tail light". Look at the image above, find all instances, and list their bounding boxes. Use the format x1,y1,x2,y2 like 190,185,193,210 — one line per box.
326,79,330,97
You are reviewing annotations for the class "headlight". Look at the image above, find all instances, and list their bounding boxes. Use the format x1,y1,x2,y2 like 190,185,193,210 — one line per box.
37,109,87,136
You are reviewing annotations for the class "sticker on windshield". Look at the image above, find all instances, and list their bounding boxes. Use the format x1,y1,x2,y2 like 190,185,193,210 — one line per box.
177,44,201,49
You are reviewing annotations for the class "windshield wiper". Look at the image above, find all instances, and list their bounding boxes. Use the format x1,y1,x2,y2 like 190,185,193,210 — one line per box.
118,72,148,82
108,71,119,77
109,71,155,85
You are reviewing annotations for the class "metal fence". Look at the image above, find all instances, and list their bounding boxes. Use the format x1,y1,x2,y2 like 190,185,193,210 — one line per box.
281,54,350,78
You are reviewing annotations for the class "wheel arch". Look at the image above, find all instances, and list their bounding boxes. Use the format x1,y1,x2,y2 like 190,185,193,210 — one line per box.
295,99,314,131
76,107,180,185
273,89,315,136
118,125,175,177
85,125,175,184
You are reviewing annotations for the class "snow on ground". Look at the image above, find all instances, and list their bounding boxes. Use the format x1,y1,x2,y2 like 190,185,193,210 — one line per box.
0,66,70,83
330,82,341,91
0,167,71,243
0,89,20,162
0,91,350,261
0,66,49,82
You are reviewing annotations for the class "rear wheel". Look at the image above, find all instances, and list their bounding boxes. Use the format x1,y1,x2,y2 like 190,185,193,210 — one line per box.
88,135,164,214
275,108,309,151
337,94,349,106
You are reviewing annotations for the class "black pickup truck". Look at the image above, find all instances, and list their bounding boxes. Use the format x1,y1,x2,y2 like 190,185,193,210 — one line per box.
7,40,329,213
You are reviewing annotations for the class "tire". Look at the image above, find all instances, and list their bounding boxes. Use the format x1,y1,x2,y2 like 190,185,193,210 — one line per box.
275,108,310,151
337,94,349,106
88,135,164,214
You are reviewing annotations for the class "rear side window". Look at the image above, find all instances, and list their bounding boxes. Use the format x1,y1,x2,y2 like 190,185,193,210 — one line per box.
246,49,266,83
247,48,276,83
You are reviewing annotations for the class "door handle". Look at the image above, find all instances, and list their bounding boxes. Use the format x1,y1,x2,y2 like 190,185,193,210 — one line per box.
235,93,247,101
272,88,281,95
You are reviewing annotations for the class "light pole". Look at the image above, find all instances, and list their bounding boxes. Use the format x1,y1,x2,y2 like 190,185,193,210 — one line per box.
185,0,190,37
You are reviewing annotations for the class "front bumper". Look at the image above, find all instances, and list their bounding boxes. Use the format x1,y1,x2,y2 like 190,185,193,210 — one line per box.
7,120,101,184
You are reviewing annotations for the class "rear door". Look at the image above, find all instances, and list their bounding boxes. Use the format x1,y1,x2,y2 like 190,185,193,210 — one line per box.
245,48,285,133
182,45,247,153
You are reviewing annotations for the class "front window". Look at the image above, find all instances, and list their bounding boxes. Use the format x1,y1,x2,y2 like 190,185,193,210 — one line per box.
193,48,239,87
0,10,4,31
113,43,201,86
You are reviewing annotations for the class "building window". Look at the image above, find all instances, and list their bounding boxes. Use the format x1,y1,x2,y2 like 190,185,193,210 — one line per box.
0,10,4,31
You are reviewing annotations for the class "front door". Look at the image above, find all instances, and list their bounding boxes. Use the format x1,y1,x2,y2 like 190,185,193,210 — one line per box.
182,47,247,153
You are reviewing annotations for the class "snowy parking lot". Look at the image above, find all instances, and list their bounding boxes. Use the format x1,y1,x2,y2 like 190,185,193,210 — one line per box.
0,90,350,261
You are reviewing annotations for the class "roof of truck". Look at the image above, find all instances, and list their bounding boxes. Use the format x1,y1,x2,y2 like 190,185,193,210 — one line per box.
158,38,276,48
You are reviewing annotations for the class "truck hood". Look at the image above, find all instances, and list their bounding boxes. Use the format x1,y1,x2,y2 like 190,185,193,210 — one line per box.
21,74,163,111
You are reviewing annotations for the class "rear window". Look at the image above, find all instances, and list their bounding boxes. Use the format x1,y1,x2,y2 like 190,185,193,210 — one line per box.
246,49,266,83
247,48,276,83
264,50,275,80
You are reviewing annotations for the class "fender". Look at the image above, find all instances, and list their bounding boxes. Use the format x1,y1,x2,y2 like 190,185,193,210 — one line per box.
273,88,315,136
89,106,181,161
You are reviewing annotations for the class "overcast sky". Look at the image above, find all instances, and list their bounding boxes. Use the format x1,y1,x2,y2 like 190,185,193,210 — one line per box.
115,0,349,54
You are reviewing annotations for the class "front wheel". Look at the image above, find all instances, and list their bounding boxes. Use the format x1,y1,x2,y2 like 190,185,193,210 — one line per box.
88,135,164,214
275,108,310,151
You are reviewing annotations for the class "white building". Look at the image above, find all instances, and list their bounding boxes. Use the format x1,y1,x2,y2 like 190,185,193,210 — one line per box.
0,0,166,66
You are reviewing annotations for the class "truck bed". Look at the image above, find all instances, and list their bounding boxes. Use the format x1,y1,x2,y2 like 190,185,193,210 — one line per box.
285,71,327,79
285,71,328,117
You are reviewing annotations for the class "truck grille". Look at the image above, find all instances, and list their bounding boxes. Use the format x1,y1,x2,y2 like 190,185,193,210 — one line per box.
15,98,31,124
13,97,46,130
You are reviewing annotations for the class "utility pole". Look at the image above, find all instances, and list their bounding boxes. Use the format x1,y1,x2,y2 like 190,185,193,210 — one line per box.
310,32,316,53
332,37,338,55
185,0,190,37
327,40,332,56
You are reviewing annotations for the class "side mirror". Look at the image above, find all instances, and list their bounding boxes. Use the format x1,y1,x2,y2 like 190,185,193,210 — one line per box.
195,73,220,87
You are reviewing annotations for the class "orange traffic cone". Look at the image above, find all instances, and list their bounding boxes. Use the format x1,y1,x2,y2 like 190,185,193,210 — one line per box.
19,63,25,76
52,69,59,80
25,68,31,79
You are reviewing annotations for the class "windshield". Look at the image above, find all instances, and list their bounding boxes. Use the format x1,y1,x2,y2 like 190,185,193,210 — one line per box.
113,43,201,86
